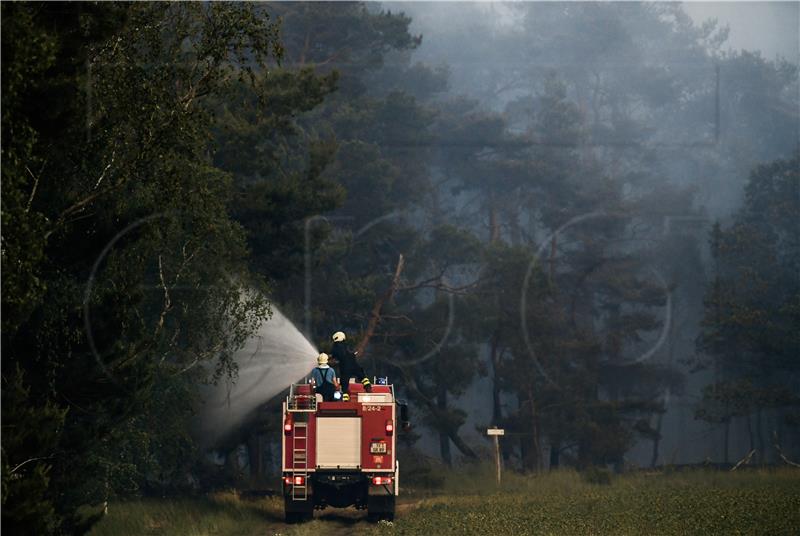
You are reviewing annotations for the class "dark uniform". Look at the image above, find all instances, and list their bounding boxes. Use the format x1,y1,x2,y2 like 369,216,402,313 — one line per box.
332,341,371,397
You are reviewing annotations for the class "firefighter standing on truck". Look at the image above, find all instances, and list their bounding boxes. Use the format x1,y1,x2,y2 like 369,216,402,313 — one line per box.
311,353,340,402
331,331,371,401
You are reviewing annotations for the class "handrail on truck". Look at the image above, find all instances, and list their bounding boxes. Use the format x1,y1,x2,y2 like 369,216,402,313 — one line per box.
286,383,317,412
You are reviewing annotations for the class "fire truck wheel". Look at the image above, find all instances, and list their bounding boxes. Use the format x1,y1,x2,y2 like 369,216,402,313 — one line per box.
284,499,314,524
284,510,314,524
367,496,395,522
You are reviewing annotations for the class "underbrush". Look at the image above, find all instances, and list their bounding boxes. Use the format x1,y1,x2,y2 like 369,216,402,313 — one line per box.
86,490,284,536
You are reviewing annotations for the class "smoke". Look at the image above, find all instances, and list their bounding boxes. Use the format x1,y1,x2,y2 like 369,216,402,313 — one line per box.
194,305,317,446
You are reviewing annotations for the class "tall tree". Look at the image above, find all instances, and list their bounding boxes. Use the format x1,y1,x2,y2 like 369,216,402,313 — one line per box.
1,3,290,532
696,154,800,462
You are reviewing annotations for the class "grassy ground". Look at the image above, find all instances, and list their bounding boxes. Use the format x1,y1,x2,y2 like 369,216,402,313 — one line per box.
88,467,800,536
85,491,285,536
368,466,800,536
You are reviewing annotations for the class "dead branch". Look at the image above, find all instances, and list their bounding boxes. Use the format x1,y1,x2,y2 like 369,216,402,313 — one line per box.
399,278,481,295
154,255,172,338
355,253,405,356
93,150,116,190
730,449,756,471
772,432,800,468
24,165,40,213
10,455,55,475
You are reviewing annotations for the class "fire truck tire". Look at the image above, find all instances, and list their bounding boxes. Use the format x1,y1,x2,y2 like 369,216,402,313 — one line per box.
367,496,395,522
284,498,313,524
284,510,314,524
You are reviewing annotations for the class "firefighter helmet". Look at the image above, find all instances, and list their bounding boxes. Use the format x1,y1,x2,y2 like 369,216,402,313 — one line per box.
317,353,329,365
332,331,346,342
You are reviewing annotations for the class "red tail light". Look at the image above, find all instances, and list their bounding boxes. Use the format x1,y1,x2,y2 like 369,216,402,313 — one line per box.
385,419,394,435
284,414,293,434
372,476,393,486
284,475,305,486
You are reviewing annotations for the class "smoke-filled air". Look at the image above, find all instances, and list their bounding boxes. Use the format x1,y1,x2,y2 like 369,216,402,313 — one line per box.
2,2,798,534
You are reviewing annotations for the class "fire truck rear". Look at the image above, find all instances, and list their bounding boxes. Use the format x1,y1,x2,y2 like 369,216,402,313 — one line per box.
281,380,406,523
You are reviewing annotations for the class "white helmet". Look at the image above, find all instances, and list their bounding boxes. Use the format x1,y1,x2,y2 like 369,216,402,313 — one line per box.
332,331,346,342
317,353,329,365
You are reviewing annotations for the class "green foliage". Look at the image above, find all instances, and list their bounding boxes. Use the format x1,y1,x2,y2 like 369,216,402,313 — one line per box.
697,154,800,430
0,3,304,532
1,368,68,534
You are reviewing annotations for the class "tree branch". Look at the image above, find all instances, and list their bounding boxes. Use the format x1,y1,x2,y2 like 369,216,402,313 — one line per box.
772,432,800,468
355,253,405,356
730,448,755,471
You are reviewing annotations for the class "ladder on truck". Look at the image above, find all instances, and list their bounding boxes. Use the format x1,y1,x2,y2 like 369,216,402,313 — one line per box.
292,421,308,501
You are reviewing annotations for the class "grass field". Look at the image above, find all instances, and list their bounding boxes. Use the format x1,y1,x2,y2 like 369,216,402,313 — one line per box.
88,467,800,536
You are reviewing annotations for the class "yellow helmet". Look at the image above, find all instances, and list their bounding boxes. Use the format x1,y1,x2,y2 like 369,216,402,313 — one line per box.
317,353,329,365
332,331,346,342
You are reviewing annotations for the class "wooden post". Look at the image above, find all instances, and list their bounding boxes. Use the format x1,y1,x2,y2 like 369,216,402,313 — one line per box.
494,435,501,486
487,428,505,486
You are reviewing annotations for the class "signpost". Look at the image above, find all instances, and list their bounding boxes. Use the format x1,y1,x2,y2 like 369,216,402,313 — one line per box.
487,428,505,485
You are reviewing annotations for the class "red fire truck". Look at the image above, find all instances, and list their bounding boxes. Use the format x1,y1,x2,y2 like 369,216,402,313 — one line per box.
281,380,408,523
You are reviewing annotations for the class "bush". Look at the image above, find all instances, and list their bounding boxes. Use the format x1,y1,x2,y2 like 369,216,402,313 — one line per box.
581,466,612,485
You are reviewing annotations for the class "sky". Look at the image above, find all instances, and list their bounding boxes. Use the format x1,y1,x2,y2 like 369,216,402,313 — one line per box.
682,1,799,62
391,1,799,64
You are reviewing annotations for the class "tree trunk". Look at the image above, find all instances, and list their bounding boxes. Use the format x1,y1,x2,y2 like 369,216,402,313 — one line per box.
489,329,502,425
437,386,452,466
532,392,542,472
549,441,561,469
509,208,522,245
723,419,730,464
398,367,478,460
247,434,261,477
523,387,542,472
355,254,405,356
650,412,664,468
756,408,765,465
489,199,500,243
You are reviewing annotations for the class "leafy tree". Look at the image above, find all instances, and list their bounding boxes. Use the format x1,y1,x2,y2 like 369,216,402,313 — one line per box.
1,3,290,532
696,154,800,462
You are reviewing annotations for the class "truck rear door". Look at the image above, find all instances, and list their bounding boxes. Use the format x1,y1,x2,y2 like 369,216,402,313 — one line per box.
316,417,361,469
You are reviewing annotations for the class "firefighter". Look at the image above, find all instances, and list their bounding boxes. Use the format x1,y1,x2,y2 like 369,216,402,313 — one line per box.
311,353,340,402
331,331,371,401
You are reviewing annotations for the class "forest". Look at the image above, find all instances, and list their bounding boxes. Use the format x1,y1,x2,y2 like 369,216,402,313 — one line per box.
1,2,798,534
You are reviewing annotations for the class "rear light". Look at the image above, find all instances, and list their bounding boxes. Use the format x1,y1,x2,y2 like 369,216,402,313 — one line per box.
284,414,293,434
294,475,305,486
372,476,393,486
385,419,394,435
283,476,292,486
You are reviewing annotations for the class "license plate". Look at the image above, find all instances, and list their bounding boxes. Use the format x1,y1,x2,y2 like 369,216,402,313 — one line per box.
370,442,387,454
